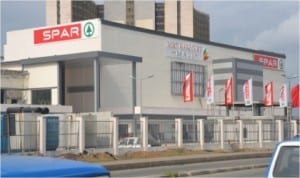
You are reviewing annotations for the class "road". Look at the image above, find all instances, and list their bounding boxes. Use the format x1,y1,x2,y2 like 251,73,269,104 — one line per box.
200,168,266,177
110,157,268,177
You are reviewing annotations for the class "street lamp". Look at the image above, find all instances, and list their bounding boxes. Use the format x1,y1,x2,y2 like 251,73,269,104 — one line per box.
129,74,154,136
281,74,298,121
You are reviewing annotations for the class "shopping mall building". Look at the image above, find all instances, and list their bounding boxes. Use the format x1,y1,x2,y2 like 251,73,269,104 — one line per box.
1,19,286,119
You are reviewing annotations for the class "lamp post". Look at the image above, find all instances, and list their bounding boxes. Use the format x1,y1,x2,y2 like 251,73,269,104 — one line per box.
281,74,298,121
129,74,154,136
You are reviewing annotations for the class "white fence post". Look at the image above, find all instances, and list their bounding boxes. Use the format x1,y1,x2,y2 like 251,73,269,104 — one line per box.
141,117,148,151
291,120,298,137
175,118,183,148
257,120,263,148
219,119,224,149
238,120,243,149
38,115,46,155
111,117,119,156
198,119,204,150
78,115,85,153
276,120,283,142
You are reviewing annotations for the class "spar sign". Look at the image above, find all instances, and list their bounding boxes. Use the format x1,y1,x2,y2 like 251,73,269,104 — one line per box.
253,54,284,70
34,20,98,44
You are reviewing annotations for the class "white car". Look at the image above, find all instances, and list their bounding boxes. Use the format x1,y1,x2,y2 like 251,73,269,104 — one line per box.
265,137,300,178
118,137,142,148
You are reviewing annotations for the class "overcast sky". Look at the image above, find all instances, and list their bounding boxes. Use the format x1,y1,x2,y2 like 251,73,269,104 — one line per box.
1,0,299,82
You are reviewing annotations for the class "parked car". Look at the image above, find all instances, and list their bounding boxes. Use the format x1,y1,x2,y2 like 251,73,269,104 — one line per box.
1,155,110,177
265,137,300,178
119,135,161,148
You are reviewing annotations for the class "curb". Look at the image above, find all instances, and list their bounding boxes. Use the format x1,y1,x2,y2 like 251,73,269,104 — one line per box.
177,164,268,177
102,152,271,171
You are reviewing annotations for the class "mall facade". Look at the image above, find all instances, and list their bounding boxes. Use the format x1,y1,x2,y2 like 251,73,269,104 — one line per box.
2,19,286,119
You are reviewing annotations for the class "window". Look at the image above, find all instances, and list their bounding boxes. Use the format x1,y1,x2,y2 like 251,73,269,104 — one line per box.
31,89,51,105
171,62,205,96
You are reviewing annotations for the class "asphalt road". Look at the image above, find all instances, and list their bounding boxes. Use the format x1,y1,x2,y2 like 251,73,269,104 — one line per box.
200,167,266,177
110,157,269,177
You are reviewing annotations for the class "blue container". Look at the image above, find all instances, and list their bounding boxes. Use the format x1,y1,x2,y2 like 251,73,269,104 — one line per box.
46,116,59,151
1,114,8,153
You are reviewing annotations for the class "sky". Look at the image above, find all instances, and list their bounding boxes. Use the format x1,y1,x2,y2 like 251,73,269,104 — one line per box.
0,0,299,81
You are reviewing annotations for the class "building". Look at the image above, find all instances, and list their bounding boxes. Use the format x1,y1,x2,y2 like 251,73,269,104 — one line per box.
46,0,209,41
46,0,97,25
2,19,286,119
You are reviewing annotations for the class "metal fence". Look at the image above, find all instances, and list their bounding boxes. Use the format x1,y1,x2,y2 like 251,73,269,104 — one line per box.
262,120,278,141
223,120,239,143
243,120,259,143
118,119,141,139
148,119,176,145
182,119,198,143
56,118,79,150
1,112,299,155
85,120,113,149
1,114,40,153
11,119,40,152
204,119,220,144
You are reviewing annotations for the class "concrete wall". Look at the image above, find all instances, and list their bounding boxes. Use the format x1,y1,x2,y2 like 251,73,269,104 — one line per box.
180,0,193,38
164,0,177,35
104,1,126,24
4,19,101,61
135,0,155,30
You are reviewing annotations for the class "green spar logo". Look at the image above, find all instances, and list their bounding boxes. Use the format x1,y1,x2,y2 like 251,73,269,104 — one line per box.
83,22,95,38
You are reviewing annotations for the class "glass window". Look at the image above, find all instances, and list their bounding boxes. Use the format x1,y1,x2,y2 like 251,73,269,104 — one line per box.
31,89,51,105
273,146,300,177
171,62,205,96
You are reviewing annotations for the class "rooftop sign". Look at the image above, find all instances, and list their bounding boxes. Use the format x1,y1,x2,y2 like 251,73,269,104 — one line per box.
165,40,205,61
34,20,98,44
253,54,284,70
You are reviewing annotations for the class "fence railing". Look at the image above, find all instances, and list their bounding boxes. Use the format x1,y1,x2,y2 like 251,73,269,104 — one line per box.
1,113,299,155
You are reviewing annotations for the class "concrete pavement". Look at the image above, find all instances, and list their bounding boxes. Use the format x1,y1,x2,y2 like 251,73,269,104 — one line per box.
99,151,271,171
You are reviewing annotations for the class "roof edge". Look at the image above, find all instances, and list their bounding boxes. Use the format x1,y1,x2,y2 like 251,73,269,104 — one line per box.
101,19,286,59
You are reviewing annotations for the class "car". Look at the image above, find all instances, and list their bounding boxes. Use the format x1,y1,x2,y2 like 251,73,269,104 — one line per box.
265,137,300,178
1,155,110,177
118,135,161,148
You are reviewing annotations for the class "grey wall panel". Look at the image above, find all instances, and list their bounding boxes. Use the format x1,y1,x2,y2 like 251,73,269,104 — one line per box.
213,68,233,74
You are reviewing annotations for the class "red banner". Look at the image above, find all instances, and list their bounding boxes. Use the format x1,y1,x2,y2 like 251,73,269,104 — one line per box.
34,23,82,44
225,76,233,105
183,72,193,102
253,54,278,69
291,84,300,108
264,81,273,106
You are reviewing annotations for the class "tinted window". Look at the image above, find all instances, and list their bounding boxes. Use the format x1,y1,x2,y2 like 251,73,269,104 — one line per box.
273,146,300,177
31,89,51,104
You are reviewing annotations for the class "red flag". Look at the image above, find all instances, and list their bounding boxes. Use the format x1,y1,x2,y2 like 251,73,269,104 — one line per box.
264,81,273,106
224,76,233,105
183,72,193,102
291,84,300,108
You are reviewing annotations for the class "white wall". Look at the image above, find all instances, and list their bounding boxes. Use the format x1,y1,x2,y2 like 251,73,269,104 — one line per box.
4,19,101,61
25,63,58,105
101,23,285,111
